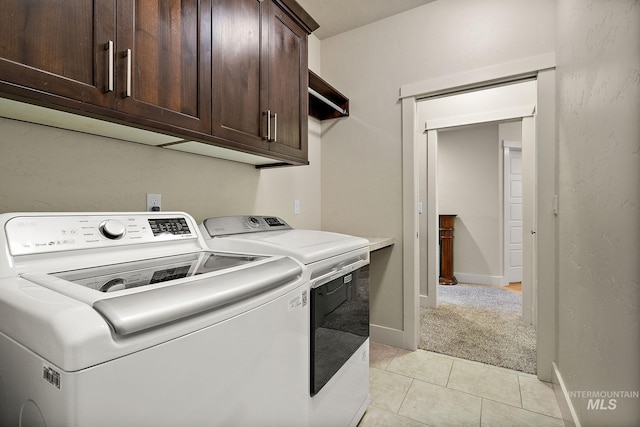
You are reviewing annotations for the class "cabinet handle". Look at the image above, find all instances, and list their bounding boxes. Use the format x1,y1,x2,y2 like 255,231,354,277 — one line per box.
124,49,132,98
105,40,114,93
272,112,277,143
264,110,271,141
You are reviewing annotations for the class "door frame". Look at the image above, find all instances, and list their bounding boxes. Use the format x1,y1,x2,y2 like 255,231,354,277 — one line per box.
399,53,557,380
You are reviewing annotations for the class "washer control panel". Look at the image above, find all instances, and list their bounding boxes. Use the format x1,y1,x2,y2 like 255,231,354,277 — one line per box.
5,214,197,256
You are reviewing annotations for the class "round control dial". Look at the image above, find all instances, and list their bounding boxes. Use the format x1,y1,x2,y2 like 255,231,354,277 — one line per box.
99,220,126,240
99,278,126,292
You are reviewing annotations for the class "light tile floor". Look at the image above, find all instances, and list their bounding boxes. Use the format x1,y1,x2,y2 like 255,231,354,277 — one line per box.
359,342,566,427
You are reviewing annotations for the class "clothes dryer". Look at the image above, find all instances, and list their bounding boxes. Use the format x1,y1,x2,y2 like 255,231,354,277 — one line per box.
200,215,371,427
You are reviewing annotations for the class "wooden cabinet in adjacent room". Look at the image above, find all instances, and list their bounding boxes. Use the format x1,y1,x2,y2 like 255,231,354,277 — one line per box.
212,0,316,165
439,214,458,285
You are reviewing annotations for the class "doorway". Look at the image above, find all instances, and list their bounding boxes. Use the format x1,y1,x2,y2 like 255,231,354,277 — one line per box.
417,117,537,373
400,61,557,380
418,80,537,321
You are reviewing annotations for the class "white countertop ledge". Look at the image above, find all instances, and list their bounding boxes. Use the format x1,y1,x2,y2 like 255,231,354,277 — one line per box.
364,237,396,252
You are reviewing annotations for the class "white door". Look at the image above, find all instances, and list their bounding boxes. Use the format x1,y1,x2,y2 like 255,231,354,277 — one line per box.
504,145,523,283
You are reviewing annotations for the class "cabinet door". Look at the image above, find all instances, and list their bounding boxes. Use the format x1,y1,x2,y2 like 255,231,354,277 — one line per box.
0,0,115,108
265,0,308,161
211,0,269,150
116,0,212,133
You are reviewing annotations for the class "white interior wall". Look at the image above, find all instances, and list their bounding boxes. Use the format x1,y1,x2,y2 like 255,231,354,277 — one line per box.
499,121,522,144
321,0,555,342
437,123,502,284
555,0,640,425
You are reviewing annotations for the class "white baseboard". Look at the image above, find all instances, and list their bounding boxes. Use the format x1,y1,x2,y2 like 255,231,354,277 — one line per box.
420,294,436,308
370,324,406,349
552,362,580,427
454,272,509,287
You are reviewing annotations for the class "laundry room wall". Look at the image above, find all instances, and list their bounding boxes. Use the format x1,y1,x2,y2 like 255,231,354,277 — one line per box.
555,0,640,425
0,36,323,230
319,0,555,343
437,123,502,285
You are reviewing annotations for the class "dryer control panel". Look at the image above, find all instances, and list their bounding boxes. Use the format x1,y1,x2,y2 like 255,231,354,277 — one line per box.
202,216,291,237
4,213,197,256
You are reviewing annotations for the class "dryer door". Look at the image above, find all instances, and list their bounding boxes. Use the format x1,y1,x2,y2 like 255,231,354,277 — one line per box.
310,266,369,395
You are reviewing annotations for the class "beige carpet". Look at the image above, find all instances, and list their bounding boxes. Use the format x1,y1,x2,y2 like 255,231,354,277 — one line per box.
419,283,536,374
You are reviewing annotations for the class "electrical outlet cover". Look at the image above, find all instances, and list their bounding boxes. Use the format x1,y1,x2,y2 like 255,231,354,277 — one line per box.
146,193,161,212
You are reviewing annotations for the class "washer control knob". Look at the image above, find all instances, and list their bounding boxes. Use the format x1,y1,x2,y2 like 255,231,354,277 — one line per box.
248,217,260,227
99,220,126,240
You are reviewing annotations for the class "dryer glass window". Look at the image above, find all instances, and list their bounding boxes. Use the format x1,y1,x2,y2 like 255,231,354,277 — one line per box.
310,266,369,395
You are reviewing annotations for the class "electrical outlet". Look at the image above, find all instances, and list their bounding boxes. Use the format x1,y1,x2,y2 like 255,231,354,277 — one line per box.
294,199,300,215
147,193,161,212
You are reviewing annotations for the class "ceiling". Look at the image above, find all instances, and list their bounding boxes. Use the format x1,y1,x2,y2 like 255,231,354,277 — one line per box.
296,0,436,40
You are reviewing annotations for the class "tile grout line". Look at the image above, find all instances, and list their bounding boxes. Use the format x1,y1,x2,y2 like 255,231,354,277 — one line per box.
445,359,454,388
517,375,524,408
396,377,415,416
480,396,567,422
384,348,443,424
389,348,411,416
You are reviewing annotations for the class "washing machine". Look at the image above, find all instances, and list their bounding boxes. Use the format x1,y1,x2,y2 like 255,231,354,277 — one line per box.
200,215,371,427
0,212,309,427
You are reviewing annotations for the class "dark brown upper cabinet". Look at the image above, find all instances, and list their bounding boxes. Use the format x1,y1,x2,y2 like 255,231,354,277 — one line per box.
0,1,116,108
0,0,212,134
212,0,316,164
115,0,212,133
212,0,267,151
0,0,317,166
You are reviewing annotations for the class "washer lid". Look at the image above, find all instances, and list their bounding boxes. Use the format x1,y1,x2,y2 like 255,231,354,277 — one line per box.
91,256,301,336
21,252,302,336
207,229,370,265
